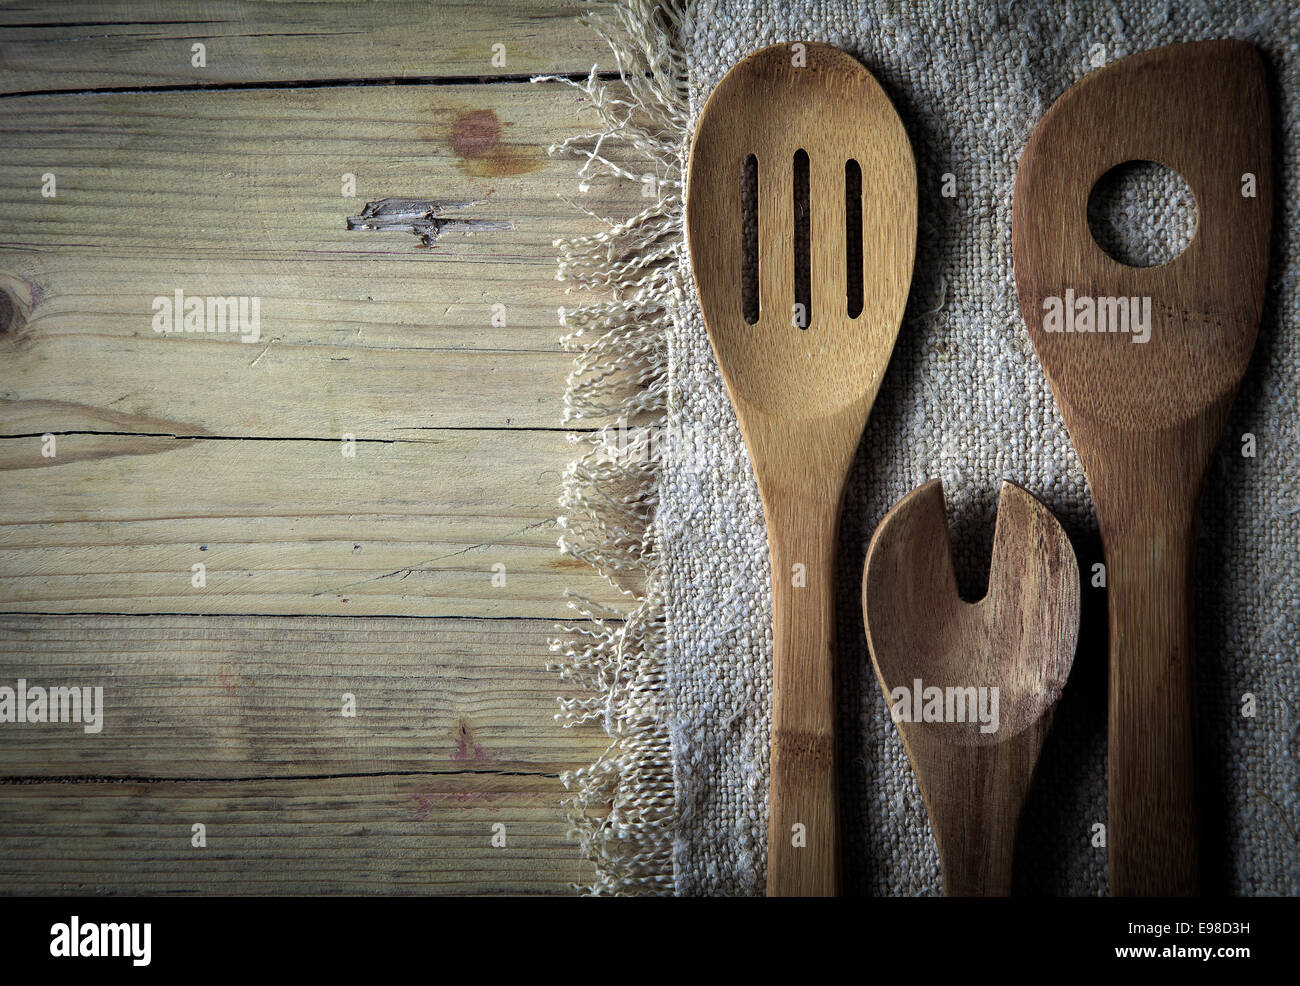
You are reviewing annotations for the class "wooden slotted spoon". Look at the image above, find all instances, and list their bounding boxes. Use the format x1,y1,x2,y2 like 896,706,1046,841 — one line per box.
862,480,1080,895
1013,41,1272,895
686,42,916,896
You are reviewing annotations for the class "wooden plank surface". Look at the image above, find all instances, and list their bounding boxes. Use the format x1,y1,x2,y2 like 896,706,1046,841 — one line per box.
0,0,637,895
0,616,606,894
0,0,614,94
0,612,618,892
0,82,633,436
0,425,624,619
0,616,607,776
0,774,591,895
0,82,639,616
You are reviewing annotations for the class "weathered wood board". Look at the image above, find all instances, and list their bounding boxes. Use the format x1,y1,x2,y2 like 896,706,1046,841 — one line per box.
0,0,614,94
0,0,634,895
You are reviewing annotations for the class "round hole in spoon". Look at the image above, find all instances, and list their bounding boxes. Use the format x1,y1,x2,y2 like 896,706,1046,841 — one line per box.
1086,160,1196,268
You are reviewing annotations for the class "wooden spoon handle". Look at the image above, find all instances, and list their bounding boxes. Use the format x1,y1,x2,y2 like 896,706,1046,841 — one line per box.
1089,422,1216,895
932,739,1030,897
764,488,840,897
1104,512,1200,896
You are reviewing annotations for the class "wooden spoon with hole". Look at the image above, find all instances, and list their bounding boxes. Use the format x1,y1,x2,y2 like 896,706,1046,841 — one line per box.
686,42,916,896
1013,41,1272,895
862,480,1080,896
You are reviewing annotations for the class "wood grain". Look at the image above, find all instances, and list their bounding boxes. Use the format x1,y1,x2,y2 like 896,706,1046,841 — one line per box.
0,81,640,618
0,617,607,894
0,0,613,94
686,42,916,896
0,616,606,777
0,83,634,436
0,1,637,896
0,431,625,617
0,773,593,895
1012,40,1272,896
862,481,1080,896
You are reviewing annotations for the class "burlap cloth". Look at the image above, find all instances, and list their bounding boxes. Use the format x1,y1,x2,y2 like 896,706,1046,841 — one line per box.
551,0,1298,896
662,0,1298,897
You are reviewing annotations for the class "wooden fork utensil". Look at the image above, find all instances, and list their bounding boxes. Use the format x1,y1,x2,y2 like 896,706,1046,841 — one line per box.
863,480,1080,896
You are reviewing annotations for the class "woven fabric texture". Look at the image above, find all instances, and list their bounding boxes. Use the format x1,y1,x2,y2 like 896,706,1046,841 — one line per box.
659,0,1300,895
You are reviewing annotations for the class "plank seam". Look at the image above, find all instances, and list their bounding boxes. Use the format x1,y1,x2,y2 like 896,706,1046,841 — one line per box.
0,612,611,624
0,769,560,785
0,428,598,441
0,70,628,101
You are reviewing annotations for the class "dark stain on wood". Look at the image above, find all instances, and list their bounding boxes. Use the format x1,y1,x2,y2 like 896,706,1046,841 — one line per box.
0,290,15,336
448,108,543,178
346,197,511,248
454,717,487,761
450,109,502,158
0,276,36,346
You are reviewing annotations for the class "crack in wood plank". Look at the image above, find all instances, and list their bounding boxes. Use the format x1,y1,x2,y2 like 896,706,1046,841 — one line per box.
346,197,512,248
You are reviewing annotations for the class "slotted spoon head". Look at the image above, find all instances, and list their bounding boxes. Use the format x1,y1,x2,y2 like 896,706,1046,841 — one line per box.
685,43,915,896
1013,40,1271,438
686,42,916,431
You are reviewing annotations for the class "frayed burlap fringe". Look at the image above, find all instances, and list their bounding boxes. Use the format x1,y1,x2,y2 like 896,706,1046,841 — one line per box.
537,0,689,896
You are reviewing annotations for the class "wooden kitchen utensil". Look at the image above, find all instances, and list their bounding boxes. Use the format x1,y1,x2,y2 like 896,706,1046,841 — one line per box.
1012,40,1272,896
862,480,1080,896
685,42,916,896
